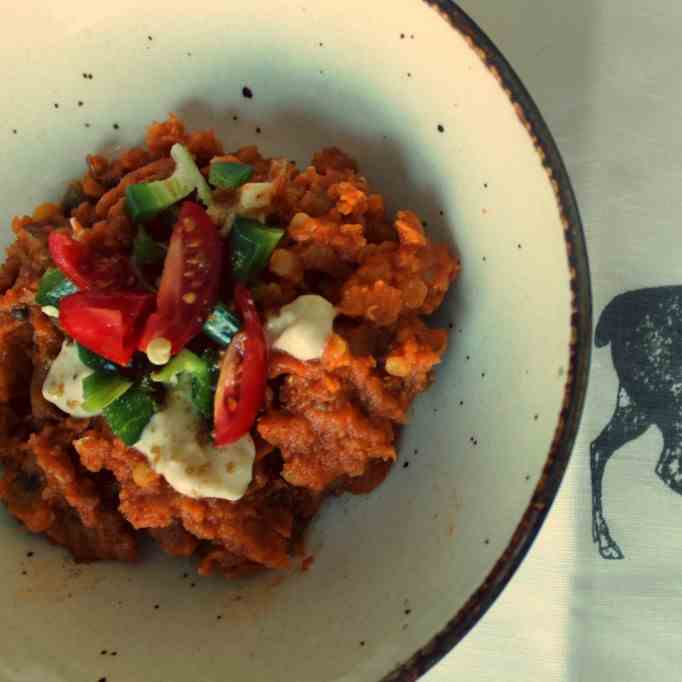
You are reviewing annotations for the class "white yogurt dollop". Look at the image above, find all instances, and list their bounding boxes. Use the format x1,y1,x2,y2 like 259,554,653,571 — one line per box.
42,341,97,418
135,389,255,502
266,295,337,361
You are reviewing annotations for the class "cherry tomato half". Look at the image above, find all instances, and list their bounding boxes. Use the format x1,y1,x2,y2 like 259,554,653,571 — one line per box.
60,291,155,365
48,231,137,291
138,201,222,356
214,283,267,445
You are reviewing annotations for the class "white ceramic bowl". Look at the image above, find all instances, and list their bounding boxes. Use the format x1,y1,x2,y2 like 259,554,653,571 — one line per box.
0,1,590,680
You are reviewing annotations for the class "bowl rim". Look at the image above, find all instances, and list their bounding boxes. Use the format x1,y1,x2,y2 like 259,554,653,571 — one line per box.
383,3,593,680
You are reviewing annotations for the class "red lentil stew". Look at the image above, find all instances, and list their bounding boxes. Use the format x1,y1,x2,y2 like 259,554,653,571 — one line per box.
0,115,459,577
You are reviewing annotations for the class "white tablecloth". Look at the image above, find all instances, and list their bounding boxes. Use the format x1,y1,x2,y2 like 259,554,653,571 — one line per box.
426,1,682,680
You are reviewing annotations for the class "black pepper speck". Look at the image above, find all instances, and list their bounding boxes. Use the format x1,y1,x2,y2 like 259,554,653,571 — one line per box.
525,475,531,481
465,355,470,361
410,34,415,39
148,35,153,41
404,609,411,615
53,103,59,109
100,650,107,656
407,72,412,78
481,372,486,378
217,615,223,620
400,33,405,39
110,652,117,657
484,182,489,188
517,243,522,249
154,604,159,610
21,570,27,576
533,414,539,421
484,538,490,545
439,210,444,216
242,86,253,99
78,100,84,107
232,115,238,121
459,400,464,406
84,123,91,128
12,129,17,135
448,322,454,329
360,641,366,647
112,123,119,130
256,127,262,134
99,678,107,682
402,461,409,469
413,448,418,455
319,42,324,47
437,124,445,133
190,582,196,588
26,551,34,558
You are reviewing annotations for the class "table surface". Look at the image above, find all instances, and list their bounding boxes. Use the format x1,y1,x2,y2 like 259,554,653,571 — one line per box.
426,1,682,680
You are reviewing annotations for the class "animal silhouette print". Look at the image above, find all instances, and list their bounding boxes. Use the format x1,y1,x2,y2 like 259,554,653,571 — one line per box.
591,287,682,559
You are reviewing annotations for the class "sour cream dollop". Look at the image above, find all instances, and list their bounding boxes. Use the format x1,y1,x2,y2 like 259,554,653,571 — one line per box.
265,295,337,361
134,389,255,502
41,341,97,418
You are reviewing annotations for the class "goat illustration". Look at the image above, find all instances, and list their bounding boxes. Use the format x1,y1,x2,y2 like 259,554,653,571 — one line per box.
592,287,682,559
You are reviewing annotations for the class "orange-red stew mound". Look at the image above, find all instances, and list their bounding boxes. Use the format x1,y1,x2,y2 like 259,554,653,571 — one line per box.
0,115,459,578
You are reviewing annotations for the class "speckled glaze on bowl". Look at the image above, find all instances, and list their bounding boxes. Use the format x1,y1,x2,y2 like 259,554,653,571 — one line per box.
0,1,590,681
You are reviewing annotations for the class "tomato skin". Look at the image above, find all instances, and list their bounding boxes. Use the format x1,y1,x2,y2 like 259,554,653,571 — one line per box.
138,201,222,355
48,232,136,291
214,284,267,446
60,291,155,365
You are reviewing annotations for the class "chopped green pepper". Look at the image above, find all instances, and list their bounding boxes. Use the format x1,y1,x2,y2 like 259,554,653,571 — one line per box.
35,268,79,307
82,372,133,412
209,162,253,189
102,384,157,446
230,217,284,282
125,143,213,222
202,302,241,347
192,349,219,420
77,344,119,374
151,349,207,384
151,349,217,420
133,226,166,266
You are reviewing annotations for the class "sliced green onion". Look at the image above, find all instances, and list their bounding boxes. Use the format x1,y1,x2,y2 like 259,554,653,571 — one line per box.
230,217,284,282
172,143,213,207
103,384,157,446
77,344,119,374
125,143,213,222
35,268,79,307
133,226,166,266
209,162,253,189
203,302,241,347
82,372,133,412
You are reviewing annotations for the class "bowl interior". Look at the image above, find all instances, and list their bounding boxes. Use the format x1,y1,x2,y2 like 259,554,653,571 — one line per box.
0,2,578,681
